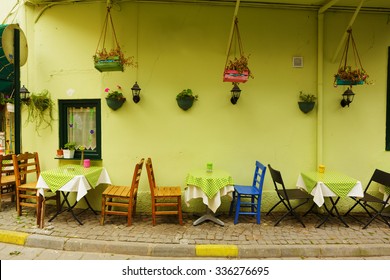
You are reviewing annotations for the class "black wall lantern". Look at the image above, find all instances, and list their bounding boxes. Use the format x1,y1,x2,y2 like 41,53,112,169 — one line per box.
341,87,355,107
131,82,141,103
230,83,241,104
20,85,30,103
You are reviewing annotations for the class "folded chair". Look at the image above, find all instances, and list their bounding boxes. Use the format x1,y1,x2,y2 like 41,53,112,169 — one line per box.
229,161,266,224
100,158,144,226
267,164,314,227
145,158,183,226
344,169,390,229
0,154,16,210
13,152,60,228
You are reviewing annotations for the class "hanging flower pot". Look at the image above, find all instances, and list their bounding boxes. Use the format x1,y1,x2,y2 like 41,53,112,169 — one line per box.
104,86,126,110
333,29,369,87
94,55,123,72
298,102,315,114
106,97,126,110
298,91,316,114
223,18,253,83
223,69,249,83
93,6,136,73
176,89,198,111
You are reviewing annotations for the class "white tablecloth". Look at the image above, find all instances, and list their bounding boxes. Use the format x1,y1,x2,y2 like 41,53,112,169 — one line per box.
36,167,111,201
185,185,234,213
296,174,363,207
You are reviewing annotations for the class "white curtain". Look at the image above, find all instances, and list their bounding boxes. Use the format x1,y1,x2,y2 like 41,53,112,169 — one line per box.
67,107,96,150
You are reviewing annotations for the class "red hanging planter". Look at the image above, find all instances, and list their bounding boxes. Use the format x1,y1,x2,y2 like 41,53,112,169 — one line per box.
223,69,249,83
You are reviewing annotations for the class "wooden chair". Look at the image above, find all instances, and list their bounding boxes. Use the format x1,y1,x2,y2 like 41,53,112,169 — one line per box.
100,158,144,226
13,152,60,228
267,164,315,227
229,161,266,224
0,154,16,210
145,158,183,226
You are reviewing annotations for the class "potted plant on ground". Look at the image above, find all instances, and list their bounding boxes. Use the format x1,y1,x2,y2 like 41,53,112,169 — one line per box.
176,89,198,111
105,85,126,110
63,142,76,159
298,91,316,114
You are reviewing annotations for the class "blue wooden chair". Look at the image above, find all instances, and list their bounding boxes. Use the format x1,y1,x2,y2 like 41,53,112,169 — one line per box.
229,161,266,224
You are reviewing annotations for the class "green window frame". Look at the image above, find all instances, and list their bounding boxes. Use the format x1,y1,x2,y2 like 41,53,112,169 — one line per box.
58,99,102,160
386,47,390,151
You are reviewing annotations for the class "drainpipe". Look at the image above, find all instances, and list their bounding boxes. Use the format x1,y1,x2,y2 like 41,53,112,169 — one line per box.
317,0,341,166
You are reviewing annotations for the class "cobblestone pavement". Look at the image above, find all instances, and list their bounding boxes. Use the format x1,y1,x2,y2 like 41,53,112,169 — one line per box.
0,202,390,259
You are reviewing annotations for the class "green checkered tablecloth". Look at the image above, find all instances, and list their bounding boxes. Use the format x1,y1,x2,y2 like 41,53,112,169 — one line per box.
301,171,358,198
185,169,234,199
40,164,103,193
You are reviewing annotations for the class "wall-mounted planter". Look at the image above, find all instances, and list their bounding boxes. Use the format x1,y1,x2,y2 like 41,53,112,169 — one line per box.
177,96,195,111
223,69,249,83
106,97,126,110
298,102,315,114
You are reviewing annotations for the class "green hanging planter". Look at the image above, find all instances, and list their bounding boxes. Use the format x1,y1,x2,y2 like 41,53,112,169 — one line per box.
106,97,126,110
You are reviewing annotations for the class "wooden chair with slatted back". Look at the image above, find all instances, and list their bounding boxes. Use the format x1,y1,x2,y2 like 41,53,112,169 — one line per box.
0,154,16,210
13,152,60,227
100,158,144,226
145,158,183,226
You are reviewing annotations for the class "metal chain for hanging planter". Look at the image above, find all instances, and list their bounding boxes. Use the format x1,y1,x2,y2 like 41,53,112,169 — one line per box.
223,18,253,83
334,28,369,86
93,6,136,72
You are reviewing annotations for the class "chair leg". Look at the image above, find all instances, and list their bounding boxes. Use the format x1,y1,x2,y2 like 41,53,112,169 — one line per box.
266,200,283,216
178,197,183,225
256,196,261,224
151,199,156,226
234,195,241,224
100,195,106,225
229,192,236,216
127,200,133,227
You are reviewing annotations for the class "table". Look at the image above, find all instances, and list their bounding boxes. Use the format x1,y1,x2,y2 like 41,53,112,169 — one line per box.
185,169,234,226
36,164,111,224
296,171,363,227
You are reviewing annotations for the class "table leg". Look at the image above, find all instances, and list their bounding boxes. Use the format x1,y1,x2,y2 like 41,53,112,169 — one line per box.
193,207,224,226
316,197,349,228
48,192,83,225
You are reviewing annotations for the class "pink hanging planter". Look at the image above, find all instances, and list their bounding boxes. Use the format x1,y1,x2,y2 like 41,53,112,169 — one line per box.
223,69,249,83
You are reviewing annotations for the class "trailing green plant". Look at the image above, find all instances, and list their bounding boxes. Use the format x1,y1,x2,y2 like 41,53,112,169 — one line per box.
25,89,55,132
299,91,316,103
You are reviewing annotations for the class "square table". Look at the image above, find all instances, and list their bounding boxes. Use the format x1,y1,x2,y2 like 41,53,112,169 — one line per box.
185,169,234,226
36,164,111,225
296,170,363,227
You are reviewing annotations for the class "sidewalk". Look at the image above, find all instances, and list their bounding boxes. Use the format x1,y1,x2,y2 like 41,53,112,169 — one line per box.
0,202,390,259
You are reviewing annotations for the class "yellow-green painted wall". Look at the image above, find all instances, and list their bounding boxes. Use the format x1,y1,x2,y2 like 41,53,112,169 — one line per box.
1,2,389,213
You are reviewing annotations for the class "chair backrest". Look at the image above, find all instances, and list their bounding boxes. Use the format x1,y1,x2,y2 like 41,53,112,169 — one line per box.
0,154,15,183
268,164,291,200
12,152,40,187
367,169,390,194
130,158,144,198
252,161,267,194
145,158,156,196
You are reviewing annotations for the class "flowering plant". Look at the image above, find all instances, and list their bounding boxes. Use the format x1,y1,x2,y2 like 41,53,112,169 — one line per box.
94,48,137,68
105,85,125,100
334,66,369,85
225,54,254,79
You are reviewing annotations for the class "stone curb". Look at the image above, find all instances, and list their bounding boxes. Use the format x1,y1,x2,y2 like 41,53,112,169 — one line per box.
2,230,390,258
